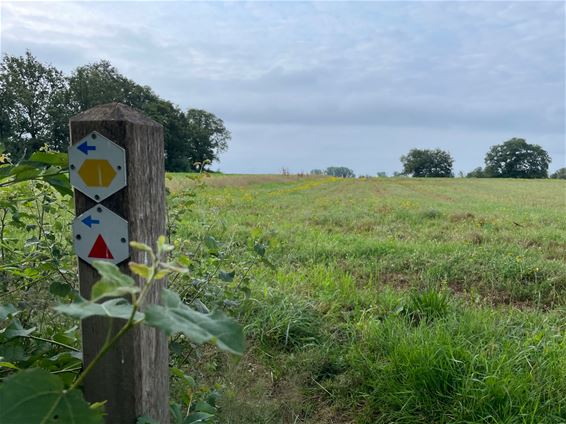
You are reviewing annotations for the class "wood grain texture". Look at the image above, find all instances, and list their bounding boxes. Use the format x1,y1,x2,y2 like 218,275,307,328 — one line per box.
70,103,169,424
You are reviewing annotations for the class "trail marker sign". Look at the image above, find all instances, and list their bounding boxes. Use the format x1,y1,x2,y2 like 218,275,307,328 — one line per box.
70,103,168,422
72,204,129,266
69,131,127,202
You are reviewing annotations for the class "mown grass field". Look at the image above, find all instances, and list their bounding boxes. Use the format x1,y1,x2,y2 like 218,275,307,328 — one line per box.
168,175,566,423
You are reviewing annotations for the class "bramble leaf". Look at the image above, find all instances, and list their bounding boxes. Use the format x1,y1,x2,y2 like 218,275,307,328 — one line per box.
91,261,139,301
0,368,103,423
92,261,135,286
55,298,144,321
144,289,244,355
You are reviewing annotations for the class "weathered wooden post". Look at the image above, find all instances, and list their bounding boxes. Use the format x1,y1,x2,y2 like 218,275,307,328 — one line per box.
69,103,169,423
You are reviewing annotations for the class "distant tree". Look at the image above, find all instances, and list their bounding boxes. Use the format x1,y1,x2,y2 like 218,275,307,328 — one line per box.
310,169,323,175
400,148,454,177
184,109,231,171
484,138,550,178
0,51,71,157
325,166,355,178
466,167,486,178
376,172,387,177
550,168,566,179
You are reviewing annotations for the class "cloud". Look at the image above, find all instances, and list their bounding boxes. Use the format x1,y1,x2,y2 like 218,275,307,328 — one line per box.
1,1,564,174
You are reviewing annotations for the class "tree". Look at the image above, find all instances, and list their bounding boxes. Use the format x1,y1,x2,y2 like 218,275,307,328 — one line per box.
466,167,486,178
68,61,191,171
400,148,453,177
144,100,190,172
550,168,566,179
68,61,230,172
0,53,231,172
0,51,70,157
183,109,230,171
484,138,550,178
310,169,323,175
68,61,158,112
325,166,355,178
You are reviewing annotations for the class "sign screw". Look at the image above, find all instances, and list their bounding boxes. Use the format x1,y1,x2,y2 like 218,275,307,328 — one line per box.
121,237,126,243
76,234,82,240
94,194,100,201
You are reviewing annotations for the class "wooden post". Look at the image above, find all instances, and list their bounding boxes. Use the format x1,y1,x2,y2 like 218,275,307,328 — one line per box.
69,103,169,423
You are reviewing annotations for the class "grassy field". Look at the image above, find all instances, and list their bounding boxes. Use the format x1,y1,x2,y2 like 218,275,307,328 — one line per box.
168,175,566,423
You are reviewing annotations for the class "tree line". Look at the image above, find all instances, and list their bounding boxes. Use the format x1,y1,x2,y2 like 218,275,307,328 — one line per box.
311,138,564,179
400,138,564,179
0,51,230,172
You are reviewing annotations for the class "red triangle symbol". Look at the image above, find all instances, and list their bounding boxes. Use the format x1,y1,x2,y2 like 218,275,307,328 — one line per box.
88,234,114,259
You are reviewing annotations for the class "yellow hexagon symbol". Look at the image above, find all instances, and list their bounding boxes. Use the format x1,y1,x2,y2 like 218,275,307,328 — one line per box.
78,159,117,187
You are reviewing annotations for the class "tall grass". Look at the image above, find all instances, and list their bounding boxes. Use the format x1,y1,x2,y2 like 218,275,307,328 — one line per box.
168,175,566,423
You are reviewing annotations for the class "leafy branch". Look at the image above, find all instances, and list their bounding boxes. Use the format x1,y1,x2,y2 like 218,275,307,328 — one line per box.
0,236,244,423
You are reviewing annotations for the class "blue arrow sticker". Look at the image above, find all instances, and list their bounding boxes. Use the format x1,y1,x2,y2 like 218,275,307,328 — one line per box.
82,215,100,228
77,141,96,155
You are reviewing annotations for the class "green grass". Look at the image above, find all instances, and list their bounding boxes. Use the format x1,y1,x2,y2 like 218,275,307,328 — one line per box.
169,175,566,423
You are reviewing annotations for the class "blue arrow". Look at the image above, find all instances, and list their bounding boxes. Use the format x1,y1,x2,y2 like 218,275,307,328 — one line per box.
77,141,96,155
82,215,100,228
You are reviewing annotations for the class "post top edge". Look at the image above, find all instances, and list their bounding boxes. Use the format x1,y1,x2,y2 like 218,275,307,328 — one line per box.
70,103,162,127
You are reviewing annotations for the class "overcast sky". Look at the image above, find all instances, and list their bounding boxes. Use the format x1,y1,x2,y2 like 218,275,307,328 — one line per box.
1,1,564,175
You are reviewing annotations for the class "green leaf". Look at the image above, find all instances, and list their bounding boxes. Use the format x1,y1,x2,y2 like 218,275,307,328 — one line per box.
170,403,184,424
160,262,189,274
137,415,159,424
0,304,18,320
92,261,135,286
219,271,235,282
157,235,174,253
261,257,276,271
55,298,144,321
129,262,153,279
154,269,172,280
129,241,153,254
29,151,68,167
204,236,219,254
145,289,244,355
4,319,36,339
193,401,216,414
0,361,19,369
10,165,41,181
49,281,73,298
91,281,140,302
0,343,27,362
184,412,214,423
253,242,266,257
43,174,73,196
0,368,103,423
90,261,138,301
171,367,196,388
